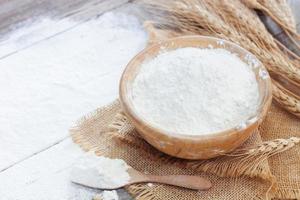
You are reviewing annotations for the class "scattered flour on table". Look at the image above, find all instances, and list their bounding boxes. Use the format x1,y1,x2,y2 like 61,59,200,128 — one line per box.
102,190,119,200
132,47,259,135
94,190,119,200
71,155,130,188
0,18,76,58
0,11,147,172
0,139,102,200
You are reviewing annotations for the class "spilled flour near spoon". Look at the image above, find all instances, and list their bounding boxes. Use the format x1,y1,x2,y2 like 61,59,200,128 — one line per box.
71,155,131,189
94,190,119,200
132,47,260,135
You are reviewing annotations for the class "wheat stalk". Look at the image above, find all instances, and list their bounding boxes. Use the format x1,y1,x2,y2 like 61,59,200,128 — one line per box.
184,136,276,180
242,0,300,39
108,111,300,180
242,0,300,59
141,0,300,81
259,0,300,40
137,0,300,117
272,81,300,117
227,137,300,157
274,39,300,61
218,137,300,180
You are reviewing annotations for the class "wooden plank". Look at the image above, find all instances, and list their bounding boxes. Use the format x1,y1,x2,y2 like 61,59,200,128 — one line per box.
0,0,128,36
0,0,128,58
0,138,132,199
0,64,120,171
0,0,136,198
0,0,139,171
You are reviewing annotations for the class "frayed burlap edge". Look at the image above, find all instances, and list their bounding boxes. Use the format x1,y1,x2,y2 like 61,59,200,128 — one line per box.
71,100,120,152
126,184,157,200
125,183,269,200
126,184,299,200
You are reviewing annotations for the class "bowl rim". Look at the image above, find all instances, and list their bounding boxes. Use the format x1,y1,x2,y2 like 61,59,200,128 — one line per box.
119,35,273,140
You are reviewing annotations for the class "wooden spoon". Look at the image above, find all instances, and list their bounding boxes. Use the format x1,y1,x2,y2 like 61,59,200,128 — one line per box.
71,166,212,191
126,168,212,190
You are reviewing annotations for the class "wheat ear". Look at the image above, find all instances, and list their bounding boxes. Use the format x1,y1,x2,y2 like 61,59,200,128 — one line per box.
137,0,300,117
227,137,300,158
272,81,300,117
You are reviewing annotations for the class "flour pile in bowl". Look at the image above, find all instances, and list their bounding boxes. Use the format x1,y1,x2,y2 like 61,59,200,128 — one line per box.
131,47,260,135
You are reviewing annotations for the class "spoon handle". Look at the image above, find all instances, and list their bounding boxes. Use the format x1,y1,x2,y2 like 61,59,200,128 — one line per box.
144,175,212,190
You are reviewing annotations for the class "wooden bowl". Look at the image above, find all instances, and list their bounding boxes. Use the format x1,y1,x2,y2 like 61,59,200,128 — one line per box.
119,35,272,160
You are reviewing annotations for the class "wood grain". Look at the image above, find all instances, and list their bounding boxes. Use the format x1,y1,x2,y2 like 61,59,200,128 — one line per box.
0,0,133,199
0,0,128,36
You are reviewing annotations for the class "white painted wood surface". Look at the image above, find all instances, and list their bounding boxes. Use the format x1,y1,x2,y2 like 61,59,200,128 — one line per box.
0,0,132,171
0,139,94,199
0,138,132,199
0,1,136,199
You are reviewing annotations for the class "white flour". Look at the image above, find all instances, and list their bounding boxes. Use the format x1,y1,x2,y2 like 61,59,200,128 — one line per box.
71,155,130,188
132,47,259,135
102,190,119,200
96,190,119,200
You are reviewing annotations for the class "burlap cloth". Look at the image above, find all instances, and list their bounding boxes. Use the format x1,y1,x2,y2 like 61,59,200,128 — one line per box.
70,99,300,199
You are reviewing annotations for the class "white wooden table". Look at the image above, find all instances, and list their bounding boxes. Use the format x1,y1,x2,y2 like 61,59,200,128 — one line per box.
0,0,137,199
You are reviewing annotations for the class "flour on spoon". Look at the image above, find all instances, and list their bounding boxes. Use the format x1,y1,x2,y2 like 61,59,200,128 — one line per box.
71,154,130,189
